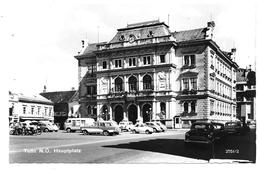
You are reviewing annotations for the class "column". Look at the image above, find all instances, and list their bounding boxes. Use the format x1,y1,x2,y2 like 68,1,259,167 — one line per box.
124,75,128,92
138,74,142,91
123,103,127,120
97,103,101,121
108,105,112,121
137,104,142,123
153,72,157,91
152,101,156,121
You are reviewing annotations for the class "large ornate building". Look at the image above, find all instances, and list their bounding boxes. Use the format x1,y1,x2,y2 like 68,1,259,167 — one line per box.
75,20,238,128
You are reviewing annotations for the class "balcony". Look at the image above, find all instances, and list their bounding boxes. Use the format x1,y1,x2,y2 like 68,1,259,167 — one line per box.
182,89,197,95
180,112,197,117
181,64,196,70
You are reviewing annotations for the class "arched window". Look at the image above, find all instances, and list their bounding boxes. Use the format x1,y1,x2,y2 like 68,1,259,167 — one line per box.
129,76,137,92
184,102,189,112
115,77,123,92
143,75,152,90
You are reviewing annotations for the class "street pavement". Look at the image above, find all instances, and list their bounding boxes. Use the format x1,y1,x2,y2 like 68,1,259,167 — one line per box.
9,129,256,163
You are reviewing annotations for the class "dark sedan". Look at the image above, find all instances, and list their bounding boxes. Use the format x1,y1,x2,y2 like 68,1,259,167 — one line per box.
185,122,225,144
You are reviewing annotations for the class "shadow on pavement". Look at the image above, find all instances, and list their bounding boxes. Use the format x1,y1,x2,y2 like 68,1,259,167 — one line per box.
103,131,256,163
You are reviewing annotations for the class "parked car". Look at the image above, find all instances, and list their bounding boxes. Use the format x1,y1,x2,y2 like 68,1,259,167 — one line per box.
131,123,153,134
154,122,167,132
185,122,225,144
224,121,250,134
145,122,162,132
211,122,225,139
81,121,120,136
119,121,134,131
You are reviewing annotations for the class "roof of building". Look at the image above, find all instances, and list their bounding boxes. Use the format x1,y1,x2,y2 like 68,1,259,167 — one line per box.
109,20,171,44
17,93,53,105
40,90,78,103
172,28,206,42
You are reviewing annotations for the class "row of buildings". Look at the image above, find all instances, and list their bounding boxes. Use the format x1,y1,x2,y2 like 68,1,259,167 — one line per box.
8,19,256,129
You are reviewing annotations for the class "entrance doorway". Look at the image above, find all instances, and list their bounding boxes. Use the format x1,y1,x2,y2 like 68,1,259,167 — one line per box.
142,103,152,123
114,105,123,123
128,104,137,124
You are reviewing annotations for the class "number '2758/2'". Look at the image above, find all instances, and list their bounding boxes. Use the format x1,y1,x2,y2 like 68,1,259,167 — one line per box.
225,149,239,154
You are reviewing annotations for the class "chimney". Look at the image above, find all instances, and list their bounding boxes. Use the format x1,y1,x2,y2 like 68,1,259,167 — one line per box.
71,87,75,91
81,40,85,48
230,48,236,61
248,65,252,71
43,85,47,93
206,21,215,40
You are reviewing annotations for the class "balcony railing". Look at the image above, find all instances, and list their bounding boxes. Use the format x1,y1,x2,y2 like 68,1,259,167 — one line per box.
180,112,197,117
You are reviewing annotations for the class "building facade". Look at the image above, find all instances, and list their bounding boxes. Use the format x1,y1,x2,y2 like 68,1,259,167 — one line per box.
9,91,54,123
75,20,238,128
236,66,256,123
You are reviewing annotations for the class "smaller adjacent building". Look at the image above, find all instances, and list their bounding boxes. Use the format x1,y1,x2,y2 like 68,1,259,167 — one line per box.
9,91,54,123
40,90,79,129
236,66,256,123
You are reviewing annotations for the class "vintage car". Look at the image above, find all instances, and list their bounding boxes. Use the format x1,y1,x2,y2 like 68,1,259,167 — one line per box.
145,122,162,132
80,121,121,136
184,122,225,144
224,121,250,135
118,121,134,131
131,123,153,134
154,122,167,132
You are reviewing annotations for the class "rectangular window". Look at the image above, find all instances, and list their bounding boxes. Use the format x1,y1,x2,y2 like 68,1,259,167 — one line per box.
93,86,97,94
190,78,197,90
143,56,151,65
37,106,41,115
115,59,122,68
44,107,48,116
87,86,91,95
129,58,136,67
31,106,34,115
183,78,189,90
23,106,26,114
160,55,165,63
102,61,107,69
49,107,52,116
184,55,189,65
190,55,196,65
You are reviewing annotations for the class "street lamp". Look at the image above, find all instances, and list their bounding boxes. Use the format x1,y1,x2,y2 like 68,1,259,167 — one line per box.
149,107,152,122
105,109,108,121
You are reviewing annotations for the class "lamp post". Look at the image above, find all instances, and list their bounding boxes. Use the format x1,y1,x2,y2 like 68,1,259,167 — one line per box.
149,107,152,122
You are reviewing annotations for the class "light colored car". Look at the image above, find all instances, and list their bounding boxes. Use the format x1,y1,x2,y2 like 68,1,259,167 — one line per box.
145,122,162,132
132,123,153,134
119,121,134,131
155,122,167,132
81,121,120,136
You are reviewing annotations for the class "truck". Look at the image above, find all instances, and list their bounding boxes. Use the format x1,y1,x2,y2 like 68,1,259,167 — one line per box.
64,118,95,133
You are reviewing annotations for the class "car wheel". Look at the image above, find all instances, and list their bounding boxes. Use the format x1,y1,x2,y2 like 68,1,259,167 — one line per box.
153,128,156,133
66,128,71,133
44,128,49,132
145,130,150,134
103,131,109,136
9,130,14,135
132,130,137,134
83,130,89,135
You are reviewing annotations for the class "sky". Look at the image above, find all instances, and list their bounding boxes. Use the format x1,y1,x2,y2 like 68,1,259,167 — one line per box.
1,0,258,96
